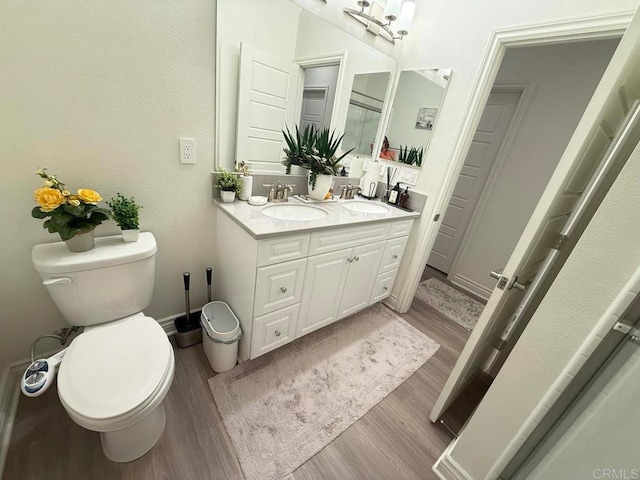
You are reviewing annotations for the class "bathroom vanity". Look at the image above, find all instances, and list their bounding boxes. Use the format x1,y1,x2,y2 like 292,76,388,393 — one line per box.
214,199,419,361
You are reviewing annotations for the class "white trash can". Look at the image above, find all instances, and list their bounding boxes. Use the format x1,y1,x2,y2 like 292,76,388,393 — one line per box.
201,301,242,373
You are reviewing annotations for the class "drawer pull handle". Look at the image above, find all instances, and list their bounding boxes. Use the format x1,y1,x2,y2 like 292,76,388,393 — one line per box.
392,254,398,259
354,256,360,261
280,287,288,293
274,330,281,337
347,257,353,263
383,286,388,291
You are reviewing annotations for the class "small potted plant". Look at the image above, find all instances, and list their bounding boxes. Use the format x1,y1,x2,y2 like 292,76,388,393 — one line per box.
282,124,316,176
215,168,242,203
107,193,142,242
32,168,111,252
305,127,354,200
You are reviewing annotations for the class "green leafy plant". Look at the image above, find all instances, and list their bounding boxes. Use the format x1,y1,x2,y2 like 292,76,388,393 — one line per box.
282,125,316,174
215,168,242,193
107,193,141,230
31,168,111,241
397,145,424,166
282,125,354,188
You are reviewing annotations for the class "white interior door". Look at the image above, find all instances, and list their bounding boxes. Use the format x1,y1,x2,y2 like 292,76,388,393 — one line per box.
236,43,299,173
428,91,521,274
430,11,640,422
299,87,328,132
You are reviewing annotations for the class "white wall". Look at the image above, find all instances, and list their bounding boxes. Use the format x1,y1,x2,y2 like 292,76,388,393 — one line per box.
385,70,444,152
0,0,215,372
217,0,300,170
444,134,640,479
301,65,340,130
390,0,640,306
448,39,619,296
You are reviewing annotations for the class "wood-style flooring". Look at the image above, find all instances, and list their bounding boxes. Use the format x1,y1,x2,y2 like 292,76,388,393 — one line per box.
3,294,471,480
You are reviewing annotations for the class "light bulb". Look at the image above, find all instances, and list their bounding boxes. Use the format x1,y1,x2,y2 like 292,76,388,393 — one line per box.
396,0,415,35
383,0,402,21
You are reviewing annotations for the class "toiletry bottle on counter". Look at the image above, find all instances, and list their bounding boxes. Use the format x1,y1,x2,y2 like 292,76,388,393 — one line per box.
399,187,410,209
388,182,401,204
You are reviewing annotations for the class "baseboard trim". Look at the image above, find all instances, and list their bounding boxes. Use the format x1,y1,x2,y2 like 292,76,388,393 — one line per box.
382,293,400,312
450,274,492,301
433,439,473,480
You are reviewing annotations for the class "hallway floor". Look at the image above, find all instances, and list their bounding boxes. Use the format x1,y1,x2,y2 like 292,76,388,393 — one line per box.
3,300,470,480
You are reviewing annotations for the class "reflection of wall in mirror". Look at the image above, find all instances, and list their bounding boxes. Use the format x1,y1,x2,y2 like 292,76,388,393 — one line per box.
386,70,445,156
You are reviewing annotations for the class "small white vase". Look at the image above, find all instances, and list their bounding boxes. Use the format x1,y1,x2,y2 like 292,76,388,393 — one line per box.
64,228,95,253
289,165,307,176
308,174,333,201
238,176,253,201
220,190,236,203
121,229,139,243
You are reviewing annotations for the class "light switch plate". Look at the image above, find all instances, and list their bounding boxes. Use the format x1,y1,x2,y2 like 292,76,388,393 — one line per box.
180,138,196,164
399,167,419,186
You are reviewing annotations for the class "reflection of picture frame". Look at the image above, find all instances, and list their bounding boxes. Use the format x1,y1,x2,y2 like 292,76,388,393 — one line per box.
416,107,437,130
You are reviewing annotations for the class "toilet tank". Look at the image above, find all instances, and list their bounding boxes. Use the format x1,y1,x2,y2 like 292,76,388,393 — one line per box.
32,233,158,327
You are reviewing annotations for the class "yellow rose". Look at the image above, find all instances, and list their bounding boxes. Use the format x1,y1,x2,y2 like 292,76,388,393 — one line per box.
34,187,64,212
77,189,102,204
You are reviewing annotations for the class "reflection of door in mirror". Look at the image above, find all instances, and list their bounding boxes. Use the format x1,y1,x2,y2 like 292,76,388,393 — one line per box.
343,72,390,156
299,65,340,132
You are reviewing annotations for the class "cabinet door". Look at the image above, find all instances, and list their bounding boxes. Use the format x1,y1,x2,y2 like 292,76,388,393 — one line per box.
251,304,299,359
338,241,386,319
296,248,351,338
370,269,398,304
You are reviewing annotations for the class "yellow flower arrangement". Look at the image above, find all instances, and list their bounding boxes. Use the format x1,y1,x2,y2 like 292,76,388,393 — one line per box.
31,169,111,241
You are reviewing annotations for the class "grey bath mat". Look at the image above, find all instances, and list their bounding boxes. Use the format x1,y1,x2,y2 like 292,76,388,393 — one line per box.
415,278,484,331
208,303,440,480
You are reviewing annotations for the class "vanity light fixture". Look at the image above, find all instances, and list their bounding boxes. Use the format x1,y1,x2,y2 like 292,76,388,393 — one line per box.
344,0,416,44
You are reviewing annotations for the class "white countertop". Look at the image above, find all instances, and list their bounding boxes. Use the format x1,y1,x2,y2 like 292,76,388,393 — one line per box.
214,197,420,239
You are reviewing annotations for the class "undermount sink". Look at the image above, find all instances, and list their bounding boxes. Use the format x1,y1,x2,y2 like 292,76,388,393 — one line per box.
342,201,390,214
261,204,328,221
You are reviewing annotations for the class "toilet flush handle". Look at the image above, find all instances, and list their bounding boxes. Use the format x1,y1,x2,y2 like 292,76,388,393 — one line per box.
42,277,72,286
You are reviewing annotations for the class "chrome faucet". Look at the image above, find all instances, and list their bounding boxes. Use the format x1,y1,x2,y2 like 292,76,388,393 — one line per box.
339,183,361,200
273,181,294,202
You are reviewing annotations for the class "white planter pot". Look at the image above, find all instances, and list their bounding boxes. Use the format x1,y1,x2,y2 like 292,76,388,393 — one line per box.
64,228,95,252
308,174,333,201
121,229,140,243
220,190,236,203
238,176,253,201
289,165,307,176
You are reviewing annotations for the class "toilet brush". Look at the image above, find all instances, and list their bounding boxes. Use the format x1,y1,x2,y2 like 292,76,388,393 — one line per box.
206,267,212,303
174,271,203,348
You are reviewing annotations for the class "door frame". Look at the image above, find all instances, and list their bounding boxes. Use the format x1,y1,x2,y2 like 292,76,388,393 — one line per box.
393,12,634,313
294,52,348,135
445,83,534,300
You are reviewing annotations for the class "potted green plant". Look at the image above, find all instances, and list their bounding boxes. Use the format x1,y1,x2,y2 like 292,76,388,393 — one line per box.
305,127,354,200
31,168,111,252
107,193,142,242
215,168,242,203
282,124,316,176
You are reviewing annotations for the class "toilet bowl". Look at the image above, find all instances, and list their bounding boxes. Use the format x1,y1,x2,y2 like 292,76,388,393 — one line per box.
32,232,174,462
57,313,174,462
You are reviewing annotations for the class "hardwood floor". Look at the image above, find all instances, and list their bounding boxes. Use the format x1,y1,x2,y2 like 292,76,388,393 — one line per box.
3,297,470,480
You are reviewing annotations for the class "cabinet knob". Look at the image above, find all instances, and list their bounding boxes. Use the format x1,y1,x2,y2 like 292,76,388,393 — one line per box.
347,257,353,263
383,286,388,291
280,286,288,293
274,330,281,337
392,254,398,259
354,256,360,262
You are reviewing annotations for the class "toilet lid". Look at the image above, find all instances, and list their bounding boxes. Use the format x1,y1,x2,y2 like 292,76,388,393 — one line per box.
57,313,172,421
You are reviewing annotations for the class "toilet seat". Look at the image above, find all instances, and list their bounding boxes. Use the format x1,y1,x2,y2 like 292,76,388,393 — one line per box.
57,313,174,431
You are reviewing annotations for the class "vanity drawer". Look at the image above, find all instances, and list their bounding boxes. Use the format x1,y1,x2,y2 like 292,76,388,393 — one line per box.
389,219,414,238
255,259,306,317
379,236,408,273
258,234,310,267
251,304,299,359
308,223,390,256
370,269,398,304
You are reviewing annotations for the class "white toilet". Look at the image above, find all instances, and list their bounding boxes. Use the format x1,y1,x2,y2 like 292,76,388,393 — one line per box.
32,232,175,463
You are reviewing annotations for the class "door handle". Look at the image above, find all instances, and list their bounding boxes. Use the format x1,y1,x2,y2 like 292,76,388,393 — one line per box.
489,269,503,280
509,277,529,292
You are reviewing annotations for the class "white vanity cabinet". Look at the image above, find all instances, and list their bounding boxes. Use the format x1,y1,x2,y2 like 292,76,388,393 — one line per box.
215,209,414,362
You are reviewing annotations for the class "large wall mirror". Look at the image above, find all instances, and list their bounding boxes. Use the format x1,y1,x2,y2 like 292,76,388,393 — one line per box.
379,68,451,177
216,0,397,174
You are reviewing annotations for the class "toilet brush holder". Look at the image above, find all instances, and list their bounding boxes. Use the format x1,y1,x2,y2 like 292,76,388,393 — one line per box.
174,272,202,348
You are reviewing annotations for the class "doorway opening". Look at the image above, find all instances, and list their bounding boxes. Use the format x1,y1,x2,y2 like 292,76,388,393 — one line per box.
298,64,340,132
414,37,622,433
